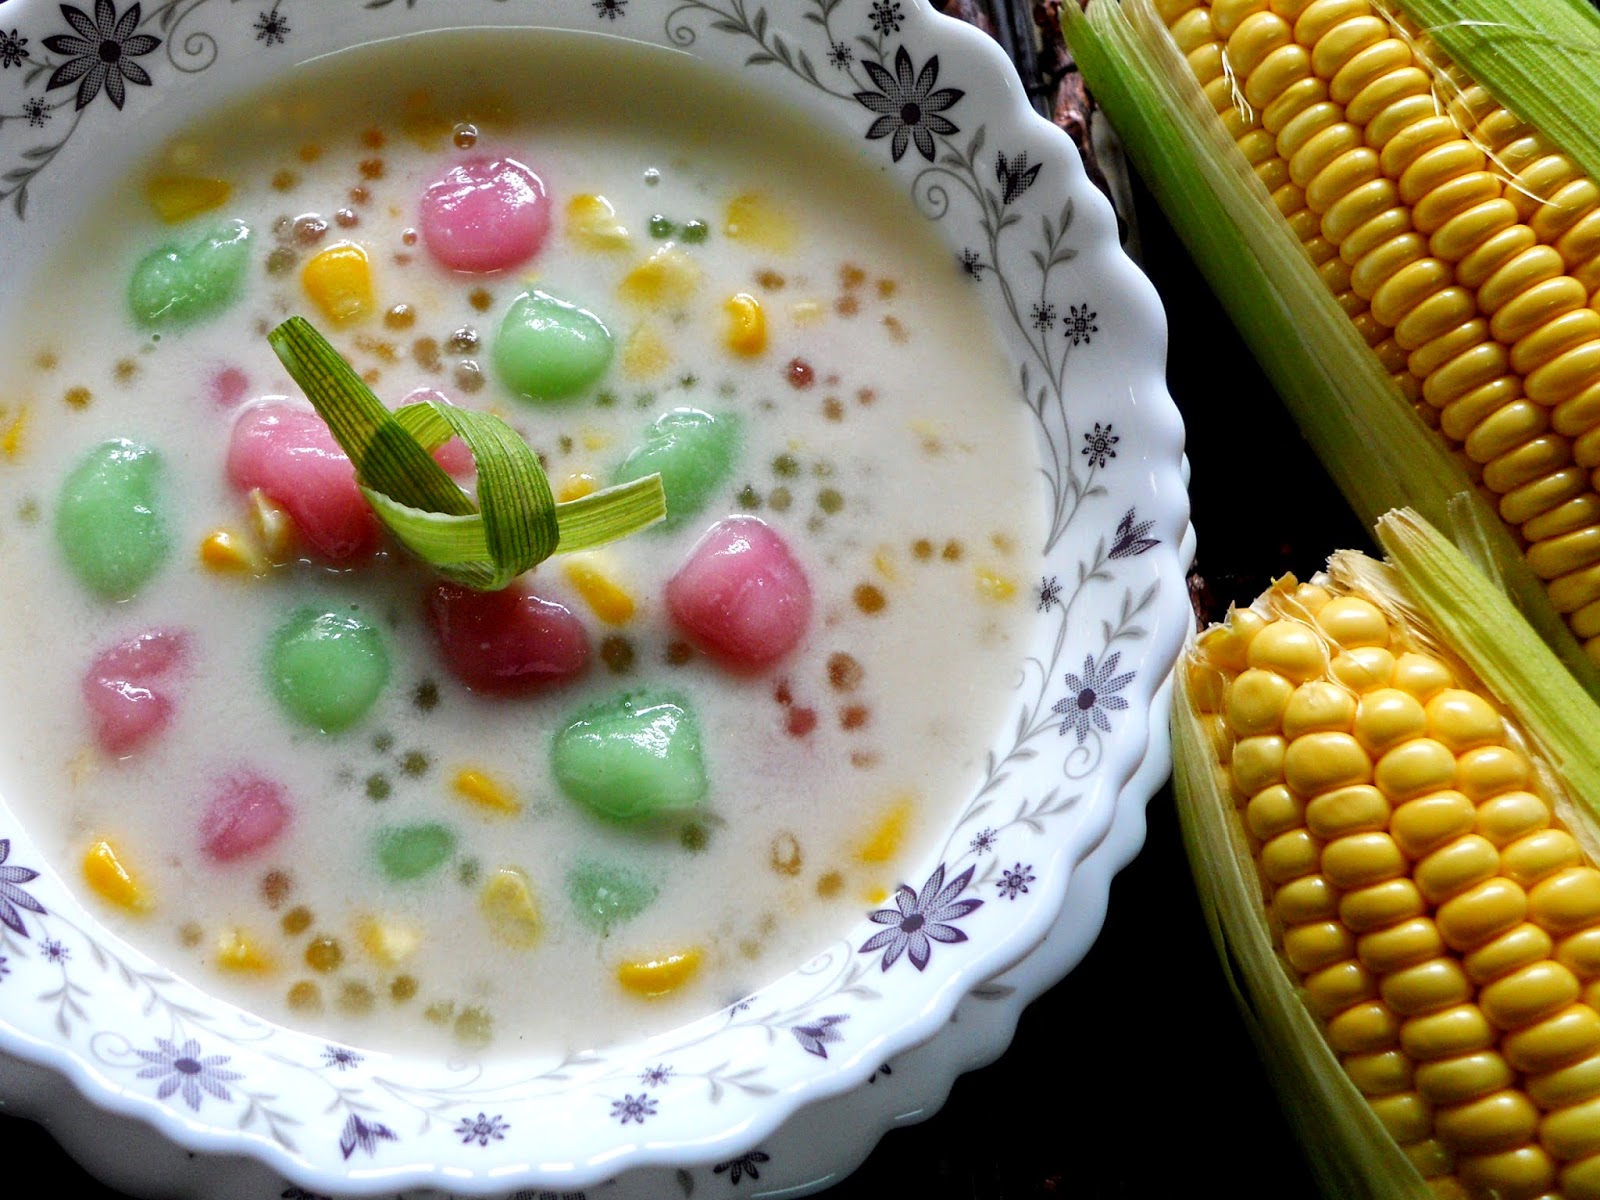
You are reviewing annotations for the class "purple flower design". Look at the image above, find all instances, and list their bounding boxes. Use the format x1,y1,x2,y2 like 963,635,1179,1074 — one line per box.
860,863,982,971
1052,651,1135,743
455,1112,509,1147
713,1150,771,1185
1036,575,1063,611
969,826,998,854
0,839,46,938
610,1093,657,1125
41,938,69,963
0,955,9,980
44,1,162,111
0,29,29,68
791,1013,848,1058
639,1063,672,1087
338,1112,398,1160
854,46,963,163
997,863,1035,900
133,1038,243,1111
320,1045,362,1071
1081,421,1119,468
1108,508,1158,559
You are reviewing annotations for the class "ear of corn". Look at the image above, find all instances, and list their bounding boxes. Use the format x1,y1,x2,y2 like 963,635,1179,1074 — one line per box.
1061,0,1600,700
1175,509,1600,1199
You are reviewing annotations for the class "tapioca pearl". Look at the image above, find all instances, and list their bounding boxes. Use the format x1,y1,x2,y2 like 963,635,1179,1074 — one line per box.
198,771,292,863
81,629,188,756
268,608,390,732
666,516,812,671
566,858,658,934
424,582,590,696
56,439,171,600
226,402,382,563
128,219,252,328
418,157,550,273
551,690,708,822
492,289,614,403
395,388,473,476
375,822,457,882
613,408,740,532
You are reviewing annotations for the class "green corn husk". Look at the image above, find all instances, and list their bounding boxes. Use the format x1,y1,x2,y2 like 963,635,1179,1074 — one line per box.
1172,508,1600,1198
1061,0,1600,704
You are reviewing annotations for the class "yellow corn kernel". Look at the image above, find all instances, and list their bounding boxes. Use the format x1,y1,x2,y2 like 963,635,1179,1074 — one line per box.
480,867,541,950
199,528,266,575
856,795,914,863
622,322,673,379
301,241,375,323
452,767,521,815
561,554,636,625
790,299,825,325
565,193,630,250
355,914,422,966
580,428,613,453
618,246,701,308
247,488,298,564
617,947,703,998
214,928,276,973
973,566,1018,603
145,175,233,223
723,192,796,253
1,404,28,459
559,472,599,502
82,840,151,913
722,292,768,356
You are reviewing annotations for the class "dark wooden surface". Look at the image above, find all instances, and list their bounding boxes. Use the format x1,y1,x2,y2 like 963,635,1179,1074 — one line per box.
0,11,1381,1197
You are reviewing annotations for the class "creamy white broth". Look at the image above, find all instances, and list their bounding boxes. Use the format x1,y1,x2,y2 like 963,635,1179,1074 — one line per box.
0,30,1042,1054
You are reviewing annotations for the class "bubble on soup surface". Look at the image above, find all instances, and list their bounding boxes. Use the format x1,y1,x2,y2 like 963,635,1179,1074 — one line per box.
199,770,292,863
492,289,614,403
419,157,550,274
566,858,658,933
227,402,382,563
613,408,740,532
128,219,252,328
55,438,172,600
666,515,812,670
268,608,391,732
375,822,457,882
425,581,591,696
82,629,188,756
551,690,708,822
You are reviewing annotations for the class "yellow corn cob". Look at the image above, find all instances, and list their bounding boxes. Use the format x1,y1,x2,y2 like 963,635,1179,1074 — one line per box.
1154,0,1600,665
1184,553,1600,1199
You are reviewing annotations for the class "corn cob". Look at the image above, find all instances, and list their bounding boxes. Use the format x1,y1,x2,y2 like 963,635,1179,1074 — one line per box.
1147,0,1600,665
1177,510,1600,1199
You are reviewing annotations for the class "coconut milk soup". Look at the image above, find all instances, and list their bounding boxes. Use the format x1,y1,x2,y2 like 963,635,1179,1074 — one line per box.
0,31,1042,1054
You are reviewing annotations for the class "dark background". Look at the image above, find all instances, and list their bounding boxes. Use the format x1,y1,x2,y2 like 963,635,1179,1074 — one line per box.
0,8,1380,1198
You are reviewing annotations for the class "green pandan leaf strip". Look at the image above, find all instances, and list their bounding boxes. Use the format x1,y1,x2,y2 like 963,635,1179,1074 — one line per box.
268,316,666,589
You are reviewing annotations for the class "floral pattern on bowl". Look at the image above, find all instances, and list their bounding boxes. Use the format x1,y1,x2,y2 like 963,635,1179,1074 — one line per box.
0,0,1190,1194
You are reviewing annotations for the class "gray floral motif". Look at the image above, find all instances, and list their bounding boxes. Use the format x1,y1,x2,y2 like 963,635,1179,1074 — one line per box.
867,0,902,34
338,1112,397,1160
593,0,627,17
997,863,1035,900
860,863,982,971
958,247,984,278
319,1045,362,1071
854,46,962,163
1036,575,1062,611
134,1037,243,1111
827,39,851,68
455,1112,509,1147
0,29,29,68
790,1013,848,1058
1029,301,1056,332
639,1063,672,1086
44,1,162,111
1052,652,1135,743
995,150,1040,205
22,96,50,126
0,839,46,937
1065,302,1099,346
713,1150,770,1185
610,1092,657,1125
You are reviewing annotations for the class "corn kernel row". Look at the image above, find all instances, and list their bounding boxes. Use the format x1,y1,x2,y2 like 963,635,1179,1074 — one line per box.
1190,574,1600,1199
1157,0,1600,664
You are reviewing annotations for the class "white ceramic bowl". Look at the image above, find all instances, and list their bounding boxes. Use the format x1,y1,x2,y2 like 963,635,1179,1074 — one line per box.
0,1,1190,1195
